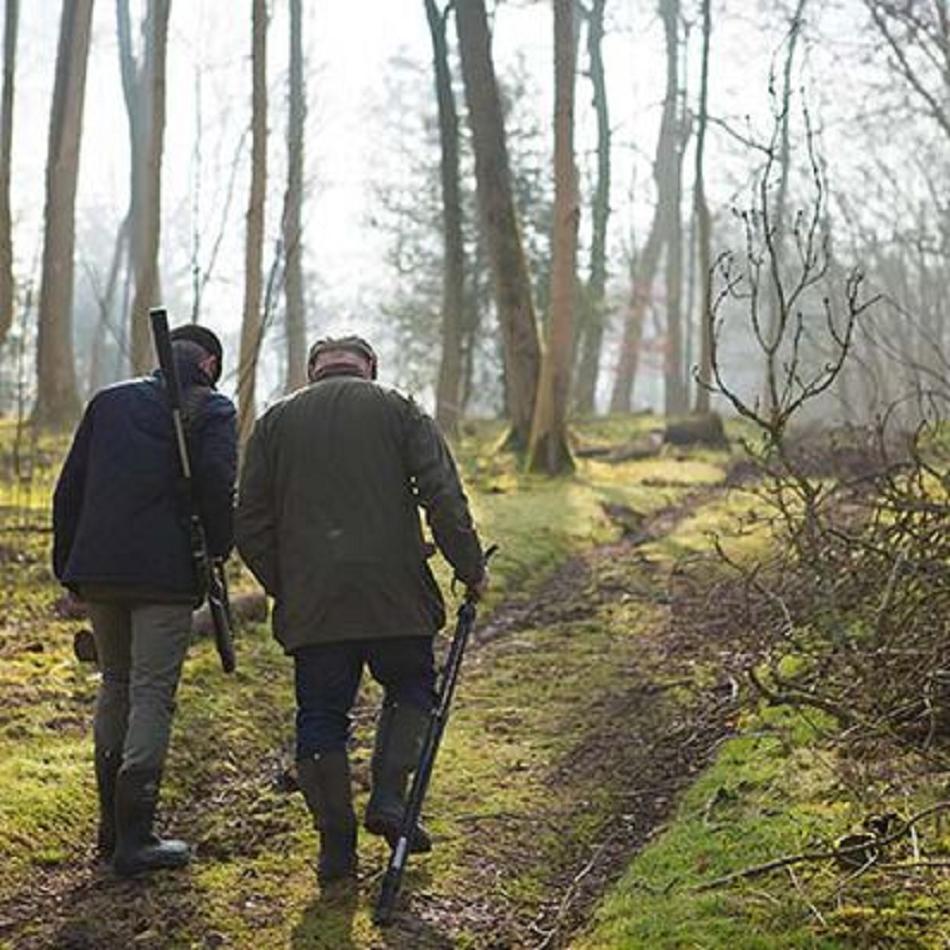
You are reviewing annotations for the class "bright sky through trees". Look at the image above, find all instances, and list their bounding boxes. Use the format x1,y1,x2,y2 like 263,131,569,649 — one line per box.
2,1,893,405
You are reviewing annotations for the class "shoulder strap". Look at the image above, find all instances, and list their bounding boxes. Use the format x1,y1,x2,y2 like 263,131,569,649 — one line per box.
181,385,213,434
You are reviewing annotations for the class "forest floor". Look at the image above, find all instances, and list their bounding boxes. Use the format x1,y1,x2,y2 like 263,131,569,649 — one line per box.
0,416,947,949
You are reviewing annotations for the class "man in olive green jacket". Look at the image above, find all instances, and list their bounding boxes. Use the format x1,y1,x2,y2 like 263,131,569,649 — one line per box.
236,335,486,884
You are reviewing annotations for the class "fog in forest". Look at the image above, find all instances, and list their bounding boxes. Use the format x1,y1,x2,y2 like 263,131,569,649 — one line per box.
0,0,946,436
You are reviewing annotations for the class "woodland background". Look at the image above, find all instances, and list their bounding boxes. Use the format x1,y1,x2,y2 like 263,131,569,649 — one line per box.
0,1,948,947
0,0,946,454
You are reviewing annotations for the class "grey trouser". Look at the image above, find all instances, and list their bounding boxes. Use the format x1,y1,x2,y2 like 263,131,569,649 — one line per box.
87,601,192,774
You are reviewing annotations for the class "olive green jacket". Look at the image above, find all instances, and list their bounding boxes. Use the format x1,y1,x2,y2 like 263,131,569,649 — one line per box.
235,371,484,652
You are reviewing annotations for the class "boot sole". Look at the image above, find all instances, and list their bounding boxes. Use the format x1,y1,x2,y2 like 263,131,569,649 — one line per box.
113,850,191,878
113,861,189,878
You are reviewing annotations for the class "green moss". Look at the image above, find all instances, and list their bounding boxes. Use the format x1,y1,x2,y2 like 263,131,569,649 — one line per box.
576,716,847,949
1,417,945,948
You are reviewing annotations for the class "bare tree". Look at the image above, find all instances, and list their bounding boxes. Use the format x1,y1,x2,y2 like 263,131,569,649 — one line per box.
528,0,578,474
85,216,130,393
573,0,611,416
128,0,170,374
0,0,17,348
692,0,713,411
708,105,876,447
33,0,94,428
760,0,808,413
426,0,466,437
455,0,541,450
238,0,267,445
117,0,170,374
282,0,306,393
659,0,688,415
864,0,950,144
610,0,685,414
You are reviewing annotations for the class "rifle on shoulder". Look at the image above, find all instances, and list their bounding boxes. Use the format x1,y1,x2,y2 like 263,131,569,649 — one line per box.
374,544,498,925
150,307,236,674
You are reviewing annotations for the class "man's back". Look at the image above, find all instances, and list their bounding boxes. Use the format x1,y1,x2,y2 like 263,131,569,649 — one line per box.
53,370,236,599
235,335,486,886
263,375,427,566
50,325,237,880
237,373,482,652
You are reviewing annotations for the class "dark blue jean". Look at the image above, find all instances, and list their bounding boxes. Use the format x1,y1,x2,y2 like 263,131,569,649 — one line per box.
293,636,437,759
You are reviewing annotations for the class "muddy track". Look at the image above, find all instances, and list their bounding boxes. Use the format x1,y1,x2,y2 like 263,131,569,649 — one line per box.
0,485,739,949
475,488,721,647
402,487,739,947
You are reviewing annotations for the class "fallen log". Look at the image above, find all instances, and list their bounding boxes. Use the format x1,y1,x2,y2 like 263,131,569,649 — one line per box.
575,432,663,464
607,435,662,462
574,444,613,459
663,413,728,449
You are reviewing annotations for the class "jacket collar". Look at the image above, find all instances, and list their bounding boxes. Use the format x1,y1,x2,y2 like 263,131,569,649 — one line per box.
312,364,367,383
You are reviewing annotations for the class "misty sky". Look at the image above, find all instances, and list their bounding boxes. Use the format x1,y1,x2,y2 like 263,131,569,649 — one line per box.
3,1,903,406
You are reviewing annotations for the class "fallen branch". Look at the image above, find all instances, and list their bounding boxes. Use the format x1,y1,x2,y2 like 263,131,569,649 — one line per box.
747,665,860,727
786,864,826,928
692,801,950,892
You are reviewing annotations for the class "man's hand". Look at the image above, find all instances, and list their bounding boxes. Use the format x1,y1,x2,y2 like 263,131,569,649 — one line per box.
466,569,490,603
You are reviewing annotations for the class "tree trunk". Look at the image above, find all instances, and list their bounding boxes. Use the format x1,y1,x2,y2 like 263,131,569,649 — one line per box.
572,0,610,417
460,232,485,415
88,213,129,394
611,0,690,416
693,0,713,412
426,0,465,438
0,0,18,348
527,0,577,474
609,202,663,413
33,0,94,428
455,0,541,450
659,0,687,416
128,0,170,375
117,0,145,373
282,0,306,393
238,0,267,446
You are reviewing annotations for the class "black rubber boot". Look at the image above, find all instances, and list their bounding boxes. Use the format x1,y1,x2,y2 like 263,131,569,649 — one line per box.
94,748,121,859
112,769,190,877
297,750,358,885
364,702,432,854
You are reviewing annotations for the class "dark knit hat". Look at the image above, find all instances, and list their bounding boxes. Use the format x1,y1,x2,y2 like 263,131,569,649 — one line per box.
307,335,378,380
170,324,223,383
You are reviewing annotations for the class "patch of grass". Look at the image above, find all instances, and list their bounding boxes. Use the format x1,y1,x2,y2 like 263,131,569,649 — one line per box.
444,421,735,606
2,413,944,945
0,416,738,945
576,711,849,949
578,673,950,949
0,732,92,895
651,484,773,564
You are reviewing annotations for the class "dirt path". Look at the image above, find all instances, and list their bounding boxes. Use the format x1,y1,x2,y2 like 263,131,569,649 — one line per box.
396,491,739,947
0,489,740,949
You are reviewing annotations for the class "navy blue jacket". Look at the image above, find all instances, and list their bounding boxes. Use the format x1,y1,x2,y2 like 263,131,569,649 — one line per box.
52,359,237,601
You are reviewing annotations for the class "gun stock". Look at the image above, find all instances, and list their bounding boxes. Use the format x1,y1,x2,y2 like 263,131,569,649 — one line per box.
208,560,236,674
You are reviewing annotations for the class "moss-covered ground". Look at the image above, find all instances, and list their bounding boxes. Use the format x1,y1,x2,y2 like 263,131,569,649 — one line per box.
0,415,947,948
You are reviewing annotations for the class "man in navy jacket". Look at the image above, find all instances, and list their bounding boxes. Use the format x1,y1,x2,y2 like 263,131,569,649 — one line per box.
53,325,237,877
